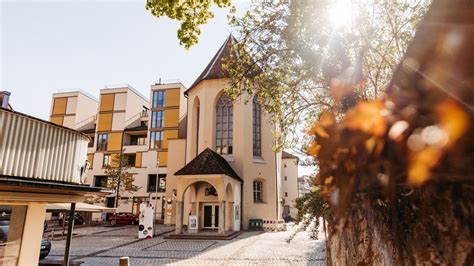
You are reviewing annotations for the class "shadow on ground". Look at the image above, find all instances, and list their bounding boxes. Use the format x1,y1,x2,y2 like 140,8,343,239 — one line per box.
44,224,326,265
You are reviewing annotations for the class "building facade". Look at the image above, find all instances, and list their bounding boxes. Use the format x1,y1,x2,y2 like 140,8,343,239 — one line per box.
50,84,186,220
48,36,299,232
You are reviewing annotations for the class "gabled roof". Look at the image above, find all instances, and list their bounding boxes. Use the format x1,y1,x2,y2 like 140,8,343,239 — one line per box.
282,151,299,160
175,148,242,182
185,35,236,96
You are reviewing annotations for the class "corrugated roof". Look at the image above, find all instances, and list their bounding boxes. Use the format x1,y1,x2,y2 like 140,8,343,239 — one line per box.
175,148,242,182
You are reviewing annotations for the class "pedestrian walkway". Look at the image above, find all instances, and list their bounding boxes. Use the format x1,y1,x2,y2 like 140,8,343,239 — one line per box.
45,224,326,265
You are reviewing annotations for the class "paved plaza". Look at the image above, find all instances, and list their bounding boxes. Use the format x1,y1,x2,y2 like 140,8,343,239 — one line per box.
44,224,326,265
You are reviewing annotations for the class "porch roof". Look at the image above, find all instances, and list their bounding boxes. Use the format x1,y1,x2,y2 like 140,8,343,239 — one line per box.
175,148,242,182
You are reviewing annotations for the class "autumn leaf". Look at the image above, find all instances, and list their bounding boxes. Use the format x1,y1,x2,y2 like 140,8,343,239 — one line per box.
344,100,387,137
308,111,336,138
408,147,443,186
307,141,321,156
436,99,469,147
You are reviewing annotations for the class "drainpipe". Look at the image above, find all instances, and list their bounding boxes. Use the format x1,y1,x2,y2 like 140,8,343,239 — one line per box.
184,92,188,163
274,124,279,220
240,182,243,230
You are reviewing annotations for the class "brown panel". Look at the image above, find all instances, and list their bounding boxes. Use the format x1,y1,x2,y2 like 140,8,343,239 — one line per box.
165,89,180,107
163,129,178,149
108,132,123,151
52,98,67,115
135,152,142,168
100,93,115,112
158,151,167,167
97,113,113,131
87,154,94,169
164,109,179,128
50,116,64,125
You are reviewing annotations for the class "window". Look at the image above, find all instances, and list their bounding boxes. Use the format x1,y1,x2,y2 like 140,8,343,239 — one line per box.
215,94,233,155
124,154,136,167
97,133,108,151
152,90,165,108
253,181,263,202
130,135,146,145
284,176,287,181
253,96,262,156
147,174,166,193
106,197,115,208
151,111,164,128
102,154,111,167
94,176,108,188
150,131,164,149
285,192,288,197
147,174,157,192
88,135,94,147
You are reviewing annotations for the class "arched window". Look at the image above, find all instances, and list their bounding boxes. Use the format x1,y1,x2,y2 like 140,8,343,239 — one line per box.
253,96,262,156
253,180,263,202
215,94,233,155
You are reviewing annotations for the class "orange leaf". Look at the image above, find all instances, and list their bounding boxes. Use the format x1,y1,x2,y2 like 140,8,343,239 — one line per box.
408,147,442,186
307,141,321,156
436,99,469,147
344,100,387,137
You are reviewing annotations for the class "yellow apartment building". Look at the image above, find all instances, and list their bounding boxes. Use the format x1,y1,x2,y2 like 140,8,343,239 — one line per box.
50,84,186,219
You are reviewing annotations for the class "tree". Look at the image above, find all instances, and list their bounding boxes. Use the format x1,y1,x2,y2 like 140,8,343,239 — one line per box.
146,0,232,49
104,152,140,208
225,0,430,151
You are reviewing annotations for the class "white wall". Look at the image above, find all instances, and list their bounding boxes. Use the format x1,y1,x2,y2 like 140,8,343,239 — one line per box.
282,157,299,218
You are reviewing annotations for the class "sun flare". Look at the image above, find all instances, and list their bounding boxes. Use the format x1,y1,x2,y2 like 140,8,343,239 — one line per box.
329,0,355,28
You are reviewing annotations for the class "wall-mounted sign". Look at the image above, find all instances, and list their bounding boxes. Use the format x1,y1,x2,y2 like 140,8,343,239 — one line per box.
234,205,240,220
188,215,198,233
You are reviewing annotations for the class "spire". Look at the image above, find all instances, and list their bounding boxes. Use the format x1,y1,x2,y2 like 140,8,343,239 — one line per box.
185,35,236,95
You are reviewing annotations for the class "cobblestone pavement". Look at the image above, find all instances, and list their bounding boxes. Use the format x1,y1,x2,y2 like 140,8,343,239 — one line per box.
45,224,326,265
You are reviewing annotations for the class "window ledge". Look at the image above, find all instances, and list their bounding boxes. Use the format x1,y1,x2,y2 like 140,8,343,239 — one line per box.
254,201,267,204
252,157,266,164
222,154,235,162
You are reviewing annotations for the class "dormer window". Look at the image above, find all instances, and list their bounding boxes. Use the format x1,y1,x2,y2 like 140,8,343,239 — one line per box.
215,94,233,155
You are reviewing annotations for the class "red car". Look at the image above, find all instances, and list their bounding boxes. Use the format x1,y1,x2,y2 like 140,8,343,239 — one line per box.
108,212,139,225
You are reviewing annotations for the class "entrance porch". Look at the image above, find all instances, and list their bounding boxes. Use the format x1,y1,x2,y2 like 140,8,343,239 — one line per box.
173,148,243,236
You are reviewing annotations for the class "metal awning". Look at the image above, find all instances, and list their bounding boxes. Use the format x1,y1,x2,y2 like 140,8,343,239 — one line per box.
46,202,116,213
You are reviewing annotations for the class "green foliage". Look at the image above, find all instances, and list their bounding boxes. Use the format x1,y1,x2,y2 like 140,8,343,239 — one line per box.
225,0,429,150
294,186,329,239
146,0,232,49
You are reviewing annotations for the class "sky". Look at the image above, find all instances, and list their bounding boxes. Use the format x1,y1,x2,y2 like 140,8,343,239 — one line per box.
1,0,314,176
1,0,248,119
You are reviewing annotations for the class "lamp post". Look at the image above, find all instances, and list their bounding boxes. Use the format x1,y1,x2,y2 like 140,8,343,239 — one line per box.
154,157,159,236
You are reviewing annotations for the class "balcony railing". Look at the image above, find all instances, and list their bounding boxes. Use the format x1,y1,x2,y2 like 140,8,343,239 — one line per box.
0,108,90,184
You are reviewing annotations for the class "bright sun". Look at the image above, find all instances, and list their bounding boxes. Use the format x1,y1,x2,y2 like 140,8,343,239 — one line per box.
329,0,354,28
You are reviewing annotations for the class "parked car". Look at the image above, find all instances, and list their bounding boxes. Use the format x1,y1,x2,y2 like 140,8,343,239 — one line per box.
0,218,51,260
108,212,139,225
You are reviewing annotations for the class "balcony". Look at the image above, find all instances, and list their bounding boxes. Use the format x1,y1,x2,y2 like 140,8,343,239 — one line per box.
0,108,89,184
